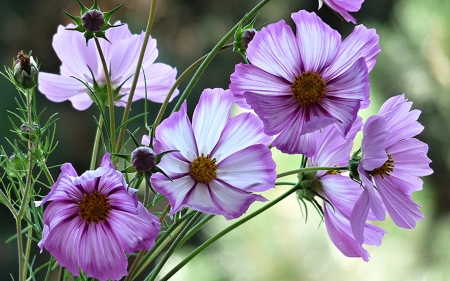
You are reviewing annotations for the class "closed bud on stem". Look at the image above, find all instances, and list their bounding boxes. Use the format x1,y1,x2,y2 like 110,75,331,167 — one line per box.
13,50,39,89
131,147,157,173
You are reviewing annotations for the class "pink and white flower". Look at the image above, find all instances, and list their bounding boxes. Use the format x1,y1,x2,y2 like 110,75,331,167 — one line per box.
230,10,379,156
351,95,433,245
38,23,178,110
321,0,365,24
150,88,276,220
36,154,160,281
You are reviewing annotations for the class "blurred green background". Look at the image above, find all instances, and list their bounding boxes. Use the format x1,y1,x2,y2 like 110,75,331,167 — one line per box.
1,0,449,280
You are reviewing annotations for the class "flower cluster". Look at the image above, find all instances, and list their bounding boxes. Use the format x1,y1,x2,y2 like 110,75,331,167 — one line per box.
0,0,434,280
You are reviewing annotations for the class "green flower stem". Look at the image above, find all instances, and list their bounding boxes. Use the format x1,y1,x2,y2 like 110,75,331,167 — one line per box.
115,0,158,153
151,43,233,137
94,37,116,153
176,214,214,250
89,112,104,170
17,88,35,281
276,166,349,179
58,267,65,281
23,211,33,281
132,211,196,278
39,162,55,186
172,0,273,112
148,212,203,281
159,184,301,281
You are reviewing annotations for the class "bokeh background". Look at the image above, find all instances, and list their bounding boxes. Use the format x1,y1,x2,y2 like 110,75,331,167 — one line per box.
1,0,449,280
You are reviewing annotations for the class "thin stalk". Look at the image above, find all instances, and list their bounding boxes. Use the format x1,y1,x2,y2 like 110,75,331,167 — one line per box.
172,0,273,112
58,267,65,281
90,113,104,170
176,215,214,249
39,162,54,186
116,0,158,153
151,43,233,137
148,212,202,281
94,37,116,153
23,211,33,281
159,184,301,281
17,88,35,281
276,166,349,179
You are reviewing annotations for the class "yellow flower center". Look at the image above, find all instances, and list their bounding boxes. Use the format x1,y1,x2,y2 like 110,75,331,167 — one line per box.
291,71,326,106
370,153,395,179
190,153,218,183
79,192,111,224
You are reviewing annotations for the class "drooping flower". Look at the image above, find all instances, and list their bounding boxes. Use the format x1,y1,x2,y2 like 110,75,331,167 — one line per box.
320,0,365,24
150,88,276,220
351,95,433,245
301,117,385,261
36,154,160,281
230,10,380,156
38,23,178,110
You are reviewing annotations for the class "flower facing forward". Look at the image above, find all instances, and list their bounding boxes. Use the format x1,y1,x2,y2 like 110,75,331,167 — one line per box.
36,154,160,281
302,117,385,261
230,10,380,156
320,0,365,24
150,88,276,220
38,23,178,110
351,95,433,245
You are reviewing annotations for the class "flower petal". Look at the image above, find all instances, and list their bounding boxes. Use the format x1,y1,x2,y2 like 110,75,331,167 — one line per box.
246,19,301,81
360,115,389,170
211,112,272,162
216,144,276,192
78,223,128,281
292,10,341,72
151,174,196,214
154,102,197,162
192,89,233,154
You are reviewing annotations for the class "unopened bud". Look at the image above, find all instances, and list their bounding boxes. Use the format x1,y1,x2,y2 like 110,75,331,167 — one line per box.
13,50,38,89
131,147,157,173
81,9,105,33
240,28,257,51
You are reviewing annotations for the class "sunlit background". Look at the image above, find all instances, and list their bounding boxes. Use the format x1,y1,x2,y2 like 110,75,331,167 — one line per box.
1,0,449,280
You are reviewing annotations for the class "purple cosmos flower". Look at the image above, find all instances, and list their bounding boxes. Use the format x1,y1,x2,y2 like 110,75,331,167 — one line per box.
36,154,160,281
150,88,276,220
351,95,433,245
321,0,365,24
38,22,178,110
305,117,385,261
230,10,380,156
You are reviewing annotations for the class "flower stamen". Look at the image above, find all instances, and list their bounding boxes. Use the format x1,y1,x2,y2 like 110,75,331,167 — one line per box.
370,153,394,179
291,71,326,106
79,192,111,224
190,153,218,183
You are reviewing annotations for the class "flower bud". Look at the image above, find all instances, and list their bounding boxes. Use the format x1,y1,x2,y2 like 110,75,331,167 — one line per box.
131,147,157,173
81,9,105,33
20,123,40,141
239,28,257,51
13,50,38,89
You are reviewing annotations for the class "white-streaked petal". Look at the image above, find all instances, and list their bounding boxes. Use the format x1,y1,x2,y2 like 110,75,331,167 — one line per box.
192,89,233,154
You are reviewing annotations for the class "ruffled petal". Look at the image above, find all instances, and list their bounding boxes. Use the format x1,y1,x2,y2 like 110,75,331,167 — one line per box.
107,209,159,253
151,174,196,214
246,19,301,81
208,180,267,220
324,205,370,261
375,176,424,229
292,10,341,72
360,115,389,170
78,223,128,281
44,217,86,277
323,0,364,23
230,63,292,109
211,112,272,162
192,89,233,154
216,144,276,192
154,102,197,162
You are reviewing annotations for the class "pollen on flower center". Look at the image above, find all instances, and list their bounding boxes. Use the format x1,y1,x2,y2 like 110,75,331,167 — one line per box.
291,71,326,106
370,153,395,179
190,153,218,183
79,192,111,224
